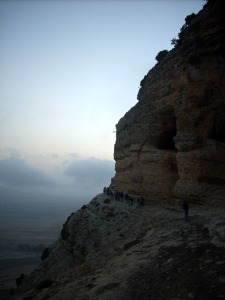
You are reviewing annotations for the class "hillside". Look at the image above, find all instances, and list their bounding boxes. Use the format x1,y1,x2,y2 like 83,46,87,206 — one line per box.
10,194,225,299
8,1,225,299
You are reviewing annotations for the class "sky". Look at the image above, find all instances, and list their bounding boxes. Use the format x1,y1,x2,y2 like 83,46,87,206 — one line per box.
0,0,205,202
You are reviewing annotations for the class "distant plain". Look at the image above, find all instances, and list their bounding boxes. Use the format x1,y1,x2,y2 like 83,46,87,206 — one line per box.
0,187,86,289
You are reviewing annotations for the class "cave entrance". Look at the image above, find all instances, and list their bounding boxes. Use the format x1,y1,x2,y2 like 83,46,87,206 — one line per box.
211,111,225,143
154,116,179,200
157,128,177,150
156,117,177,150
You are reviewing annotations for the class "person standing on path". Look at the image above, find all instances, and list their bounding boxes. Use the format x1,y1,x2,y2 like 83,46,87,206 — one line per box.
182,201,189,221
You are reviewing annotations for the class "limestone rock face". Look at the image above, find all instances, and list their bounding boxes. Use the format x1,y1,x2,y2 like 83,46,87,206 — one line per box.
111,0,225,206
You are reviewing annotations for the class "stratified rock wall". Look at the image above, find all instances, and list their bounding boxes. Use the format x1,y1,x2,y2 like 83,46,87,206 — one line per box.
111,0,225,205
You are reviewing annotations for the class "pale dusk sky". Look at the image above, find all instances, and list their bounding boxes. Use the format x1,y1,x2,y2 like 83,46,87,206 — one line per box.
0,0,205,199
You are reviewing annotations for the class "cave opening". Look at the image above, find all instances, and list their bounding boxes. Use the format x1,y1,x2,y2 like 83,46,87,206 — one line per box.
210,111,225,143
156,127,177,150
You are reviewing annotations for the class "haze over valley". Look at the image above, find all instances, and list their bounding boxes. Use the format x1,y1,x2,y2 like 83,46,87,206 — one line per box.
0,187,88,289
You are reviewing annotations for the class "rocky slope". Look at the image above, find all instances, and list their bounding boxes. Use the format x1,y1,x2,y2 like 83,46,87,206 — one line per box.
10,194,225,300
7,1,225,299
112,0,225,206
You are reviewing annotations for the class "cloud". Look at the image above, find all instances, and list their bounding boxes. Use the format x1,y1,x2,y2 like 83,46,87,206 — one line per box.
49,153,60,159
0,156,52,187
0,151,115,199
64,158,115,188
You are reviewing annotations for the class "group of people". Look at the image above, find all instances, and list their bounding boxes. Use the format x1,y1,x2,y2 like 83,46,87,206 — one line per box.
103,187,145,208
103,187,190,221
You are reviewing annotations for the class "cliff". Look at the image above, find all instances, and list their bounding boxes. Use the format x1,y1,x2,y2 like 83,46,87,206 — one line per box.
8,1,225,299
112,0,225,206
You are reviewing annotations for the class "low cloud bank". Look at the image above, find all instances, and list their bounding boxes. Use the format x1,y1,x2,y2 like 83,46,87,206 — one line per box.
64,157,115,189
0,154,115,199
0,156,52,187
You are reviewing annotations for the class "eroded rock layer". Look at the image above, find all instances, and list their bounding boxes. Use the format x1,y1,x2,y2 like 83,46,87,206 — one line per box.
111,0,225,206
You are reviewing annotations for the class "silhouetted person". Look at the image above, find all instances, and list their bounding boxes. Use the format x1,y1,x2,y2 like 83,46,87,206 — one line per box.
125,193,129,203
137,196,144,208
128,195,133,206
16,273,25,287
182,201,189,221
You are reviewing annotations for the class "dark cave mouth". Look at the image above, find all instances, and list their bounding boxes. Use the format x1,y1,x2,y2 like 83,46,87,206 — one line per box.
156,128,177,150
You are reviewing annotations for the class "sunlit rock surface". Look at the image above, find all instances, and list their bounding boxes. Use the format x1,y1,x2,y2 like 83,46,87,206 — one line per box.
111,0,225,206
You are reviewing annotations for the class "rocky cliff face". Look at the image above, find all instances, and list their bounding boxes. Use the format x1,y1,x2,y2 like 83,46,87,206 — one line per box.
111,0,225,206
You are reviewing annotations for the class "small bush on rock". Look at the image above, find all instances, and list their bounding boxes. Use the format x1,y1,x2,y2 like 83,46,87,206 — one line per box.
104,198,110,204
36,278,53,290
155,50,168,62
16,273,25,287
41,247,51,261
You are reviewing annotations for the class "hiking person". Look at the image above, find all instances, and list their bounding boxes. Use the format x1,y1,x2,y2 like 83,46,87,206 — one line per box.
137,195,144,208
140,196,144,207
182,201,189,221
125,193,129,204
128,195,133,206
120,191,124,202
137,197,141,208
